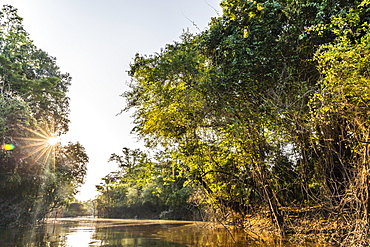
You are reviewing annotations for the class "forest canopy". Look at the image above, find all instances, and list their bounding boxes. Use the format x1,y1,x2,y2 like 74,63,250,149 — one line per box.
96,0,370,244
0,5,88,227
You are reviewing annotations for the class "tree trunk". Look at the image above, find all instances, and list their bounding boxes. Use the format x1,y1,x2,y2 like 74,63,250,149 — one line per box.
253,165,285,234
263,182,285,234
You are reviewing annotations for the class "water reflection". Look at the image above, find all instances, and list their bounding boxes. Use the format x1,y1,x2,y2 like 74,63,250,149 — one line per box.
65,225,98,246
0,217,318,246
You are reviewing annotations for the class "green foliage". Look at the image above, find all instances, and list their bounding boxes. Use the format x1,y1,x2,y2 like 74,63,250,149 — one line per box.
95,148,193,220
0,5,88,227
119,0,370,236
0,5,71,134
125,36,207,145
309,0,370,211
62,202,90,217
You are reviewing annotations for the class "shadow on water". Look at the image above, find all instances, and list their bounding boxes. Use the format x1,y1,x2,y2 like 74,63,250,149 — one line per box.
0,217,319,246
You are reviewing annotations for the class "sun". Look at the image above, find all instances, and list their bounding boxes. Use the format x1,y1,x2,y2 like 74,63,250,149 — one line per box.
14,123,62,169
47,136,59,146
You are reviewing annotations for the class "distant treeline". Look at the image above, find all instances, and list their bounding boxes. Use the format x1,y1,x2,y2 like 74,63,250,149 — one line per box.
95,148,198,220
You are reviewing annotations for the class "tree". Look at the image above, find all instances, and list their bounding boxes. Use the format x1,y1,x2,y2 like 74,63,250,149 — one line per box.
0,5,88,227
310,1,370,242
0,5,71,134
95,148,193,220
123,0,370,236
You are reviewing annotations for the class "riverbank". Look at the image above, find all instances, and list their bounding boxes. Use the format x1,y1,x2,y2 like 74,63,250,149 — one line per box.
233,206,369,246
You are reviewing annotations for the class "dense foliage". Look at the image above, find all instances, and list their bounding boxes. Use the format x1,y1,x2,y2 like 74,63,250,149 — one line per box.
112,0,370,243
0,5,88,227
95,148,194,220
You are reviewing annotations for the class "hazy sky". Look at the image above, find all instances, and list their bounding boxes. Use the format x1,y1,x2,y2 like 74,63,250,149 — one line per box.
6,0,222,201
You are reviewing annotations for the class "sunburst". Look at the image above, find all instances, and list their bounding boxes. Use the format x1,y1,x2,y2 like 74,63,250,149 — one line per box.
14,123,61,170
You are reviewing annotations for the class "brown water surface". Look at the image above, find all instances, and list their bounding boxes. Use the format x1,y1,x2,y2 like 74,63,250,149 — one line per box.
0,217,322,246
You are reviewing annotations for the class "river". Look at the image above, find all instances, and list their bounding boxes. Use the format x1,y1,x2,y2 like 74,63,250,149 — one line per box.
0,217,319,246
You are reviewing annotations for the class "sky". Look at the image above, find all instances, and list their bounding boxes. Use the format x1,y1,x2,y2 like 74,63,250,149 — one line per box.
5,0,222,201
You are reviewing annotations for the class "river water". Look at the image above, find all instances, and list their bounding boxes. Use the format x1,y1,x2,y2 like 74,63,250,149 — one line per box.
0,217,319,246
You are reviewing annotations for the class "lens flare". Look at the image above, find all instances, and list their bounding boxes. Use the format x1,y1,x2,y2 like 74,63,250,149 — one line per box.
1,144,15,151
13,122,62,170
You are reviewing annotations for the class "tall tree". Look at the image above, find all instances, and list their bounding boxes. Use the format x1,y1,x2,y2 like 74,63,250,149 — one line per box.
0,5,88,227
123,0,370,239
0,5,71,134
310,0,370,238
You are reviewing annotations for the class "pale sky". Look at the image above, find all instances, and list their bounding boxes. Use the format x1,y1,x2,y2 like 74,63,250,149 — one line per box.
5,0,222,201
